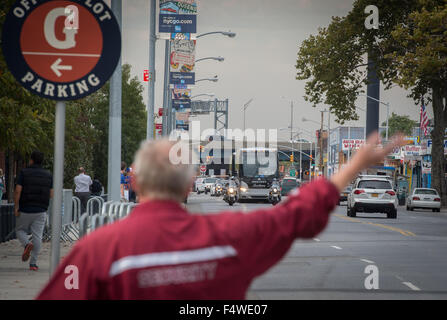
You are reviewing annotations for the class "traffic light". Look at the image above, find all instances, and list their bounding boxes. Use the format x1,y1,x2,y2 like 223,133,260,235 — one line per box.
290,154,294,162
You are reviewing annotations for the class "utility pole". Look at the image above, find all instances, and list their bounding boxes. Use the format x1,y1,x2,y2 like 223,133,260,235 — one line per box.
146,0,156,140
290,101,294,171
162,40,170,135
107,0,122,201
319,111,324,176
327,110,331,176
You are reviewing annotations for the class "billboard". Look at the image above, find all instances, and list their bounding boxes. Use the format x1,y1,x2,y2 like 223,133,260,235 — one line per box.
159,1,197,34
172,99,191,110
172,87,191,99
170,39,195,85
342,139,365,151
160,0,197,15
175,111,190,130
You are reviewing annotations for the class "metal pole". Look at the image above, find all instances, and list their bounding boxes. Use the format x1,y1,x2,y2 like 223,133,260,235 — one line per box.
50,101,65,276
107,0,122,202
309,139,313,181
386,102,390,141
320,111,324,176
162,40,170,136
147,0,156,140
327,111,330,176
299,134,302,180
347,126,351,163
291,101,294,169
225,99,229,129
366,54,380,138
243,107,245,132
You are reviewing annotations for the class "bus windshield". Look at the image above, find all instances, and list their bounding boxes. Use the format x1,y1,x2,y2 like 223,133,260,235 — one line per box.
241,151,277,177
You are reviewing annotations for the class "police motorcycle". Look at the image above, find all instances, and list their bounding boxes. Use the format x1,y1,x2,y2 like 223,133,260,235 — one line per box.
223,177,239,206
268,178,281,205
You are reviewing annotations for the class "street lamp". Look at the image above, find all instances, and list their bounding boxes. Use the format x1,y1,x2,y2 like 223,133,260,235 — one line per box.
195,56,225,63
359,94,390,141
243,98,253,131
196,75,219,83
197,31,236,38
191,93,215,100
302,114,331,176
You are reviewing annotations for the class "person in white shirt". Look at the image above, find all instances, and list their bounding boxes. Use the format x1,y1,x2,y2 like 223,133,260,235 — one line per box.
74,167,92,214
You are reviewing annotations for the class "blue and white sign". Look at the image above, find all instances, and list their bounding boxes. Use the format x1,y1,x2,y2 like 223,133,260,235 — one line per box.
170,72,195,85
172,99,191,110
159,14,197,33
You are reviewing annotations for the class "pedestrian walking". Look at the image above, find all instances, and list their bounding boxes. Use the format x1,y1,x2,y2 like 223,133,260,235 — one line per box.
14,151,53,271
74,167,92,214
37,133,405,299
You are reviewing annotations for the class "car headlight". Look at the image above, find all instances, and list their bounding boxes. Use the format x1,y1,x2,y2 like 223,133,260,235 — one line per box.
273,188,278,193
240,187,247,192
229,188,234,193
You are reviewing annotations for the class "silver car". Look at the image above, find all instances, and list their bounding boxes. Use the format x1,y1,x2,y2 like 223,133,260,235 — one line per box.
406,188,441,212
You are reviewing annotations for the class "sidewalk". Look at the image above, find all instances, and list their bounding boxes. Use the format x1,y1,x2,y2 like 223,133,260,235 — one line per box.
0,240,74,300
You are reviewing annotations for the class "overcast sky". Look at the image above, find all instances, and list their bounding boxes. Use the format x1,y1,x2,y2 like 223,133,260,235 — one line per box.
118,0,429,139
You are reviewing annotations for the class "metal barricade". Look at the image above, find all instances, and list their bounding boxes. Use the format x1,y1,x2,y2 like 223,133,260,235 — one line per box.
77,200,137,239
79,212,89,239
86,196,103,218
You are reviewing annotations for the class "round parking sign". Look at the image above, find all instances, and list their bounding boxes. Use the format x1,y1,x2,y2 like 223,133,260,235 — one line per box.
2,0,121,100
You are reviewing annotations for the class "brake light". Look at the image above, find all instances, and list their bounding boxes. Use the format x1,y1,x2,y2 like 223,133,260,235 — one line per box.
434,198,441,202
354,189,365,195
413,196,420,201
386,190,396,196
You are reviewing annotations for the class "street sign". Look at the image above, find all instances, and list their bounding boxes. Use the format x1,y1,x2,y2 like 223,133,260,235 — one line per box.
289,169,296,177
172,87,191,99
155,123,162,130
2,0,121,100
200,165,207,173
158,108,164,116
176,123,189,131
159,0,197,34
169,39,195,85
172,99,191,110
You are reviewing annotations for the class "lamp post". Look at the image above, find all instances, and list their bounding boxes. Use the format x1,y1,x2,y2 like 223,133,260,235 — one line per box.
195,56,224,63
197,31,236,38
243,98,253,132
302,116,330,176
359,94,390,141
191,93,215,100
196,75,219,83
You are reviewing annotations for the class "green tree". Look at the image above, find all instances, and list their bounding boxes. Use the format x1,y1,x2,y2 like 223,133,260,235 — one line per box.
386,1,447,204
90,64,147,190
381,113,418,138
295,0,447,205
1,0,54,200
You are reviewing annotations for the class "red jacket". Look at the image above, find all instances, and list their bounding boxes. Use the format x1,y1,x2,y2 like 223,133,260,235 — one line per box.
37,178,339,300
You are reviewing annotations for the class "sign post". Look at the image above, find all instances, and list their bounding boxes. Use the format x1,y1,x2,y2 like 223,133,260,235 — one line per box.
2,0,121,275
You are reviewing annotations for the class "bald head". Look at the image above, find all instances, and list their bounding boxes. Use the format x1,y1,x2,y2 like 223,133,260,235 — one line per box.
134,139,195,202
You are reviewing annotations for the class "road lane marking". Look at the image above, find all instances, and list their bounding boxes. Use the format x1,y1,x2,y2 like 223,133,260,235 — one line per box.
334,214,416,237
313,238,321,242
360,259,375,264
402,282,421,291
331,246,342,250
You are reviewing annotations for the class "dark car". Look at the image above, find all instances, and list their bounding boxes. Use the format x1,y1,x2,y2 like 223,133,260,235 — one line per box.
339,185,353,204
281,177,300,196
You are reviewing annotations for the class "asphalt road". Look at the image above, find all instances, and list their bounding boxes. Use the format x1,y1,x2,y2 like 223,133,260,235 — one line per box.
186,192,447,299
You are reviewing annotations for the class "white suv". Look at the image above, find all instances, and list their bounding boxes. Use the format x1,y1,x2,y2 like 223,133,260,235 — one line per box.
347,175,398,219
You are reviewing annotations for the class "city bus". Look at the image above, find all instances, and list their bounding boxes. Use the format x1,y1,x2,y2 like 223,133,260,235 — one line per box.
230,147,280,202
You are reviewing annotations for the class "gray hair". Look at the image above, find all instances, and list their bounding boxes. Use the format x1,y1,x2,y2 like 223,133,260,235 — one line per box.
134,139,196,202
